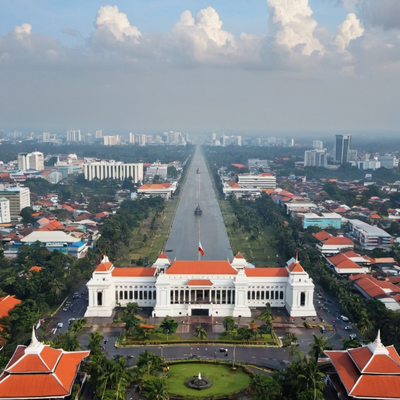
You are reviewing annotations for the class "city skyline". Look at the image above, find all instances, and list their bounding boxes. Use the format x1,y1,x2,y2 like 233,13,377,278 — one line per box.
1,1,400,134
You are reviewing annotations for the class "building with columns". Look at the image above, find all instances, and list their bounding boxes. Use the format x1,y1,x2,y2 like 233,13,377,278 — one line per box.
83,160,143,182
85,253,316,318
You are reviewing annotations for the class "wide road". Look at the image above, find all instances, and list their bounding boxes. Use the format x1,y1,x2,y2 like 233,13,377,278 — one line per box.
165,147,233,261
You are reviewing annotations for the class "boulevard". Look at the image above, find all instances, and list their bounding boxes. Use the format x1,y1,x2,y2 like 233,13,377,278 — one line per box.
165,146,233,260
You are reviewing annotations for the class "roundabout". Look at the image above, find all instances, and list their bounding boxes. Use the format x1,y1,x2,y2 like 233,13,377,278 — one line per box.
166,362,250,399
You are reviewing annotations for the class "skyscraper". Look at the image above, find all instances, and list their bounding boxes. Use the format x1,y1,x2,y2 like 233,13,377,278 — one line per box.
335,134,351,164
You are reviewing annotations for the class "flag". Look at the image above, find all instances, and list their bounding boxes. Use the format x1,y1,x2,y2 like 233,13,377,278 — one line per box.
198,242,204,256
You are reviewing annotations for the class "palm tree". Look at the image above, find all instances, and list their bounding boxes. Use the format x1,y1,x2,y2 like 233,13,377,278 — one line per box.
49,276,65,301
141,377,169,400
194,325,207,340
70,318,86,333
309,335,330,362
298,359,325,400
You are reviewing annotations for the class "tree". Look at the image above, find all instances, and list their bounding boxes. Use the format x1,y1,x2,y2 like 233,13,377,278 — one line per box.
141,376,169,400
159,317,178,335
222,316,235,332
70,318,86,333
194,325,207,340
167,165,178,179
309,335,331,362
137,350,164,376
20,207,34,224
250,374,281,400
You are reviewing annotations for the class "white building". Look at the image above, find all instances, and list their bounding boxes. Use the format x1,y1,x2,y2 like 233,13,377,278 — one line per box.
378,154,397,169
304,150,327,167
0,197,11,223
348,219,393,250
66,130,81,142
83,161,143,183
248,159,269,169
137,183,177,200
237,173,276,189
103,135,121,146
85,253,316,319
145,163,168,181
17,152,44,172
357,160,381,170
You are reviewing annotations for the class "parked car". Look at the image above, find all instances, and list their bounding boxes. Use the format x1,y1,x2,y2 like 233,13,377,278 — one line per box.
219,348,228,352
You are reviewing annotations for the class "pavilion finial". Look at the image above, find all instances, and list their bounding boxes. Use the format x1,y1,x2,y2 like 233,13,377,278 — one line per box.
29,325,40,348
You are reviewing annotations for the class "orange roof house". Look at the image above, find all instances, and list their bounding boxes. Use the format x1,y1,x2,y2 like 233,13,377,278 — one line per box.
0,327,89,399
0,296,21,319
325,331,400,400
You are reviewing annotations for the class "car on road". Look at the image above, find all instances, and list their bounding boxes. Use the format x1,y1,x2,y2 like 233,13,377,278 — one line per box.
341,316,349,322
344,325,352,330
219,348,228,352
349,333,357,340
57,322,63,328
62,307,68,312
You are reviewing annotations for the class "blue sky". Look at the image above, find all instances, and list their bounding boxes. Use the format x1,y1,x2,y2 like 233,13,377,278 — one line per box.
0,0,399,134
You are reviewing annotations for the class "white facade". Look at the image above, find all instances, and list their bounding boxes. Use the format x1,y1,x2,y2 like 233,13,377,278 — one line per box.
85,254,316,319
0,197,11,223
237,174,276,189
17,152,44,172
66,130,81,142
145,163,168,180
103,135,121,146
304,150,327,167
83,161,143,183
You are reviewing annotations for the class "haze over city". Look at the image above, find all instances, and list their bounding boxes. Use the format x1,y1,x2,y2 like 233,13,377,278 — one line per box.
1,0,400,135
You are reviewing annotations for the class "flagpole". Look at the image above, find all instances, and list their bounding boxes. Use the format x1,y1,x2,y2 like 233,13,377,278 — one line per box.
197,206,201,261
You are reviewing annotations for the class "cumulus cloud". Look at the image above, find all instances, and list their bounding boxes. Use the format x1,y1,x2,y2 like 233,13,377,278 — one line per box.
94,5,141,43
267,0,324,56
334,13,364,52
171,7,237,62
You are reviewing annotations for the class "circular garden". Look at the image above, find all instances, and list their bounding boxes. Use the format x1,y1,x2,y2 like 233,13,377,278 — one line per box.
166,362,251,399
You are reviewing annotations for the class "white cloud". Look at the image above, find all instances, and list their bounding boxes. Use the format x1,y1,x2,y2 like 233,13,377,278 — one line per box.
94,5,141,43
267,0,324,56
334,13,364,52
171,7,237,62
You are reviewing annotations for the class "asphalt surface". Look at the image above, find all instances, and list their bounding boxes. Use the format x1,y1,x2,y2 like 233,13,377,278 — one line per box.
165,147,233,261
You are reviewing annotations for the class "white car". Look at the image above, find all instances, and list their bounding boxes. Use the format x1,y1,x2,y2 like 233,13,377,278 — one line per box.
341,316,349,322
57,322,63,328
349,333,357,340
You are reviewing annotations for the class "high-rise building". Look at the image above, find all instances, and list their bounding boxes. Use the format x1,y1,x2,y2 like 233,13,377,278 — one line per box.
95,130,103,138
335,134,351,164
313,140,323,150
0,187,31,220
18,152,44,171
42,131,51,142
304,150,327,167
66,129,81,142
28,152,45,171
103,135,121,146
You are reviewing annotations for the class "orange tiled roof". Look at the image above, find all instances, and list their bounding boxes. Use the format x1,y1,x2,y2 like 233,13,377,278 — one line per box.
287,261,305,273
323,236,354,246
167,260,238,275
0,338,89,399
0,296,21,319
327,253,362,270
313,231,331,242
112,268,156,277
29,266,42,273
187,279,213,286
227,181,241,188
94,262,113,272
158,252,170,260
244,268,289,277
235,252,244,259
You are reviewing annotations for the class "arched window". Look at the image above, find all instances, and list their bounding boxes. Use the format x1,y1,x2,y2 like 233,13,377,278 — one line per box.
300,292,306,306
97,291,103,306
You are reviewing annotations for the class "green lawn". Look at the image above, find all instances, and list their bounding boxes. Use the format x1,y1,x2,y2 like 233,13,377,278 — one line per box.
166,363,250,399
219,200,279,267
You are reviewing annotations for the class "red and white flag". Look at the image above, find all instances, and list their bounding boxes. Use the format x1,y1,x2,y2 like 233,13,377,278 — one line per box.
198,242,205,256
